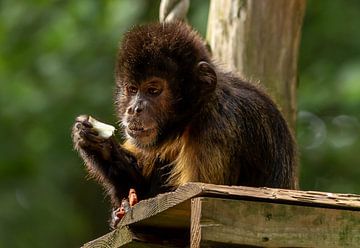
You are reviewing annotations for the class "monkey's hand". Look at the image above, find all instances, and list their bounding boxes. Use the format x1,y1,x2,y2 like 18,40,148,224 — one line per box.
72,115,145,211
72,115,116,161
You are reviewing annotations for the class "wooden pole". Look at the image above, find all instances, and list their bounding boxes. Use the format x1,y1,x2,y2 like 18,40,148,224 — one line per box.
206,0,306,132
207,0,306,188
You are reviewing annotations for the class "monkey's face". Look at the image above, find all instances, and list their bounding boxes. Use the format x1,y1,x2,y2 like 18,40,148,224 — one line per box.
116,77,174,147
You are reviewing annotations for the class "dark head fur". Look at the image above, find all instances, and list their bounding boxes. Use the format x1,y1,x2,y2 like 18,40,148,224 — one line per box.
116,21,211,84
115,22,216,146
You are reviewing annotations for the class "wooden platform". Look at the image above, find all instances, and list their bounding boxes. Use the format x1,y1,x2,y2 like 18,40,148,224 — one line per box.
82,183,360,247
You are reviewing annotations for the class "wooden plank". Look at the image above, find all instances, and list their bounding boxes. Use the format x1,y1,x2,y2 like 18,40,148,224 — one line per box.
83,183,202,248
192,197,360,248
81,226,137,248
197,183,360,210
83,183,360,247
133,201,191,229
99,183,360,232
190,198,202,248
82,225,187,248
118,183,202,227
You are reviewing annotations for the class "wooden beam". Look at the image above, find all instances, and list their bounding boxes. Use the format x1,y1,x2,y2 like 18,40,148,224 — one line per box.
83,183,360,247
190,198,202,248
118,183,202,227
82,225,188,248
191,197,360,247
82,226,143,248
194,183,360,210
82,183,202,248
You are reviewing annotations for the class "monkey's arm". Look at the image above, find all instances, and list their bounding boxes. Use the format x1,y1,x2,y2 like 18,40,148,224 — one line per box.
72,115,146,204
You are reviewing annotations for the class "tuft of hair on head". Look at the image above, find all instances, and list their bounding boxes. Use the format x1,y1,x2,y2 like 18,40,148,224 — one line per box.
115,21,212,83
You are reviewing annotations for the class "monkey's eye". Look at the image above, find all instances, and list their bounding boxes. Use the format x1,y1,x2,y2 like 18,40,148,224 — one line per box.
127,85,138,95
147,87,161,96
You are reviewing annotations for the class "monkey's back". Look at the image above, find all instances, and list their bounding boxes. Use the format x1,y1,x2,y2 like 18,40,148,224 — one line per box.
195,71,297,189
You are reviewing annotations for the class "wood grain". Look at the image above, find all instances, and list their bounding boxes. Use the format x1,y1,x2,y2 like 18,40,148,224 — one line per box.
194,197,360,247
83,183,360,247
190,198,202,248
82,226,134,248
83,183,202,248
197,183,360,210
207,0,306,131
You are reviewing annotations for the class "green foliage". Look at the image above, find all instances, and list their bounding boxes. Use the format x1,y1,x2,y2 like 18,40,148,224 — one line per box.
298,0,360,193
0,0,359,247
0,0,145,247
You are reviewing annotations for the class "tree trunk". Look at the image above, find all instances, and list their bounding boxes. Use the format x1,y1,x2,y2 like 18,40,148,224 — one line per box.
206,0,306,132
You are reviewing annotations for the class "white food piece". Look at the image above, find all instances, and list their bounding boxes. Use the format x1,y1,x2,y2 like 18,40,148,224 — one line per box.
88,116,116,139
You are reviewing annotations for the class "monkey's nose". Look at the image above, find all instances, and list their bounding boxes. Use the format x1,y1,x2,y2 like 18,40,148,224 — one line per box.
134,105,143,113
127,105,143,115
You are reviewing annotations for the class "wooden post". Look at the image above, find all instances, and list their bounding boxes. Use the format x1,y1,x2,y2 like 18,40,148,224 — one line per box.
207,0,306,188
206,0,306,131
190,198,202,248
190,197,360,247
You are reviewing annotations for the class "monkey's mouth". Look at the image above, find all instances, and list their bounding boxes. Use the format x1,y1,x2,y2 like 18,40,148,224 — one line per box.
126,126,156,139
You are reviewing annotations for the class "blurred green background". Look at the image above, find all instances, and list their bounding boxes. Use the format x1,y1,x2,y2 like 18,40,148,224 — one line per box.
0,0,359,247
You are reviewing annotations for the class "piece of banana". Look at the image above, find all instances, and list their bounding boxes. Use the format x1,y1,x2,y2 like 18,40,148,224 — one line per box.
88,116,115,139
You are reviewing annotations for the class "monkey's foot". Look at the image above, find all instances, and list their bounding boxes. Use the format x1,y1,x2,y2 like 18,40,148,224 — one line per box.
111,188,138,228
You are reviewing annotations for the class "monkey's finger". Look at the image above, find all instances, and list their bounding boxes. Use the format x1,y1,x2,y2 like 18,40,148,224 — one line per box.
74,118,97,135
75,115,91,125
121,198,131,213
79,129,101,142
128,188,138,207
74,115,97,135
115,207,126,218
111,207,124,228
112,216,120,228
75,123,98,136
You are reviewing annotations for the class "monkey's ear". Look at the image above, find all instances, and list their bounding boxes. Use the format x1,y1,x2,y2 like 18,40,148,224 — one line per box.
196,61,217,91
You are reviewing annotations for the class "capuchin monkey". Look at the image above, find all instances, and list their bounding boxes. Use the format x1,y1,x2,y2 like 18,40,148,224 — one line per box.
72,21,297,227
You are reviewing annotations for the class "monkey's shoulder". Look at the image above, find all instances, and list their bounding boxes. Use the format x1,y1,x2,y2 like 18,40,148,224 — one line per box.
215,73,279,114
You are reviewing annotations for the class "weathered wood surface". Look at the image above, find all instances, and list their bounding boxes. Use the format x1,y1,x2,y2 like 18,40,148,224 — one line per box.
190,198,202,248
82,183,201,248
84,226,187,248
83,183,360,247
196,183,360,210
191,197,360,248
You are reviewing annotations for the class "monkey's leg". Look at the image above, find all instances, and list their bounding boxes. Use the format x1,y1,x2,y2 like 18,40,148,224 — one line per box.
72,115,145,204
